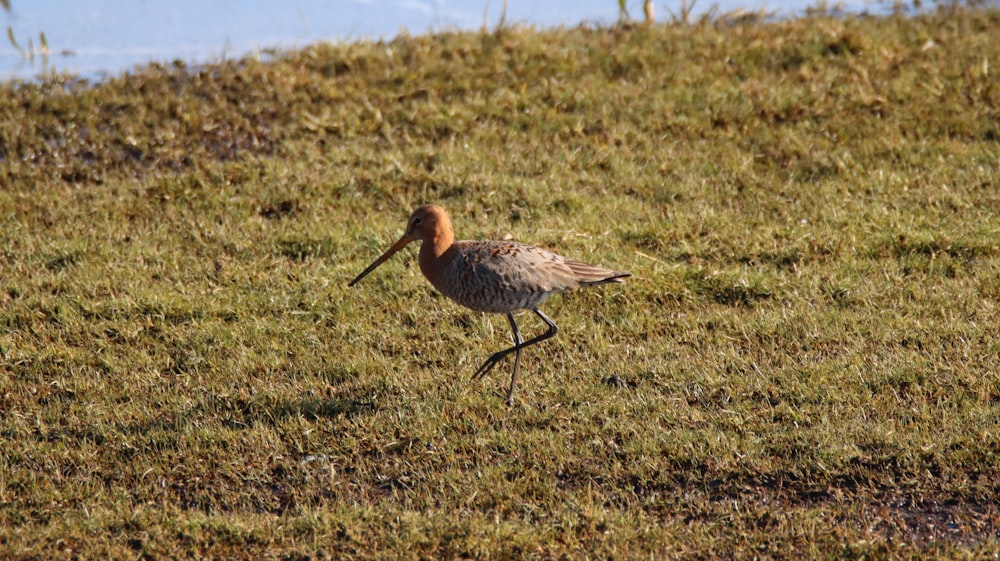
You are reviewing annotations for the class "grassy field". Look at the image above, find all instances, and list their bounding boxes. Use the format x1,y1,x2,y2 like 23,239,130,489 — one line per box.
2,5,999,559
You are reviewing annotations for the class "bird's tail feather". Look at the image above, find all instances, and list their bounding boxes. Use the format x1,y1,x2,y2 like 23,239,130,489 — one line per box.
566,260,632,286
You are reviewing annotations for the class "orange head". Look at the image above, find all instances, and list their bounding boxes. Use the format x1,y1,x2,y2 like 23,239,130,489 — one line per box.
348,205,453,287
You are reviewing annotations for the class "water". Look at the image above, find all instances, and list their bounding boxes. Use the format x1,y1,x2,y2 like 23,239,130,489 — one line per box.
0,0,914,82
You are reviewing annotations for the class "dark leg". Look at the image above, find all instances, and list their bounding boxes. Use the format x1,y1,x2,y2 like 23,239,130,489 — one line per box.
471,308,559,404
505,312,524,406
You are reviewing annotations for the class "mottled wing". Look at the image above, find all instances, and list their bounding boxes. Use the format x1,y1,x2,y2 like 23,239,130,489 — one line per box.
443,241,627,313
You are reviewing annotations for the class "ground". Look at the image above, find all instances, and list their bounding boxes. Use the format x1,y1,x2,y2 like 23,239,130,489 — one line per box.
1,6,999,559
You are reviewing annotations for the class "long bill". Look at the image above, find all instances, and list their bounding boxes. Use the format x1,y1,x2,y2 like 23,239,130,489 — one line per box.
347,235,415,287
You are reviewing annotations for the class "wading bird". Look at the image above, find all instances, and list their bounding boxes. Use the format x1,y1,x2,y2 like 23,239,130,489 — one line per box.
348,205,630,405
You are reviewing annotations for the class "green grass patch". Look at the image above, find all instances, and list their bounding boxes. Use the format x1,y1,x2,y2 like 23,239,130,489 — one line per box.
2,7,1000,559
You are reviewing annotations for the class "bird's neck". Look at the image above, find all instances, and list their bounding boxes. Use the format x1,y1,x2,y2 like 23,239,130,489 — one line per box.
418,228,454,289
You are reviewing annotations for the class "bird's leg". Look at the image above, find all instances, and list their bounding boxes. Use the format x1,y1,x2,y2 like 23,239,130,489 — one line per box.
505,312,524,406
471,308,559,404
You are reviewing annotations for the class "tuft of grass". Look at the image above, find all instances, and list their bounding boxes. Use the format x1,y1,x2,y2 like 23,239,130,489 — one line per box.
2,6,1000,559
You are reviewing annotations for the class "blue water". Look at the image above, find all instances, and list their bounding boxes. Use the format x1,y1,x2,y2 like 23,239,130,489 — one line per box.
0,0,914,82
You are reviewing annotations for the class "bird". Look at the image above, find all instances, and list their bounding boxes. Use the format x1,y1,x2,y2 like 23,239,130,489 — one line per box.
348,204,630,405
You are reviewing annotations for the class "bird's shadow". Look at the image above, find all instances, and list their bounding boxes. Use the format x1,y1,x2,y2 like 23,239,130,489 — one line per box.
112,392,378,442
272,395,377,420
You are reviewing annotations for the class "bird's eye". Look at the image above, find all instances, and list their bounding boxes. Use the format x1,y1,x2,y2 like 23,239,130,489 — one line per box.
413,217,423,225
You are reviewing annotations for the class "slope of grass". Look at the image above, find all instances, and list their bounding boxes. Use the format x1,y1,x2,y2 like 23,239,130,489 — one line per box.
1,7,999,560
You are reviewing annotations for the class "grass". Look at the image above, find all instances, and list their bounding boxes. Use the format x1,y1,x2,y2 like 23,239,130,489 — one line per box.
1,5,1000,559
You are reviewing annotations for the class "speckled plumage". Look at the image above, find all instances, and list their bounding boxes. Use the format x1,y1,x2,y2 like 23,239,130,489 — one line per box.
349,204,630,405
425,239,627,313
